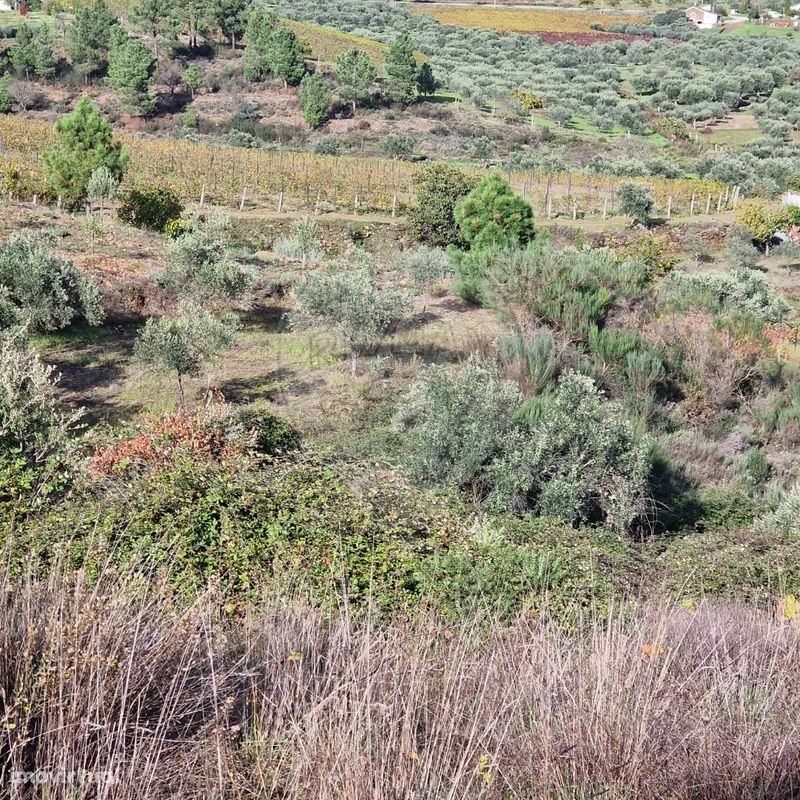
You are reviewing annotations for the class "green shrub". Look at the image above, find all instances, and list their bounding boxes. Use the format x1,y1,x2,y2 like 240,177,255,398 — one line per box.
0,233,104,332
744,448,772,489
158,214,257,304
232,407,302,456
660,267,790,323
662,485,759,533
489,372,652,532
616,235,678,278
393,355,522,493
0,327,83,464
419,516,640,621
497,328,559,395
530,283,612,340
725,225,760,270
118,187,185,233
408,163,478,249
274,217,324,264
656,522,800,603
396,362,652,533
381,131,415,159
8,447,463,610
588,326,643,367
417,520,567,620
456,240,642,336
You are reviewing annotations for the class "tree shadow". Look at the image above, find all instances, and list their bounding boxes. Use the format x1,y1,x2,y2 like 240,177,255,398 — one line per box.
157,90,194,116
41,324,141,425
237,304,287,334
217,367,298,404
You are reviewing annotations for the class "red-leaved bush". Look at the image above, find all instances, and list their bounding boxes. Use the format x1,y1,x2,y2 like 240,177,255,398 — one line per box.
89,409,246,476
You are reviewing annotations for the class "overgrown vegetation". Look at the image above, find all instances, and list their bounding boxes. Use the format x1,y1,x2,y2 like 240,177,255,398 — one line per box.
0,0,799,793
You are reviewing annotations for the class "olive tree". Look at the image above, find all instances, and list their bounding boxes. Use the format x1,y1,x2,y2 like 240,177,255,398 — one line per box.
86,165,119,210
290,259,413,375
133,303,237,408
617,182,654,226
725,225,759,270
156,214,257,305
0,233,104,331
393,245,452,312
0,326,82,463
274,217,324,264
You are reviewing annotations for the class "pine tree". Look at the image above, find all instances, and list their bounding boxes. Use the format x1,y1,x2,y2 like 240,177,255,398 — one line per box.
384,33,417,107
0,75,13,114
43,97,128,207
129,0,162,38
106,36,156,115
9,23,34,79
454,174,535,252
9,23,37,80
242,9,276,81
335,48,377,115
183,63,202,98
214,0,248,49
298,72,331,129
172,0,213,50
128,0,172,57
416,62,438,98
67,0,118,82
267,27,306,89
33,27,57,81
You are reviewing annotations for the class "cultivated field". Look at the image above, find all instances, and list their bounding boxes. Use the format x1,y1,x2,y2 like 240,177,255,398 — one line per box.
0,117,733,220
411,5,649,33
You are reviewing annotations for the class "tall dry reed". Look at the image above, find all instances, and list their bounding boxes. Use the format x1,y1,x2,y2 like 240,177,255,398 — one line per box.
0,561,797,799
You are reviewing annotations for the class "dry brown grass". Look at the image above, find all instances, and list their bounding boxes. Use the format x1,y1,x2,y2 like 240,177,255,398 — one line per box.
0,559,798,799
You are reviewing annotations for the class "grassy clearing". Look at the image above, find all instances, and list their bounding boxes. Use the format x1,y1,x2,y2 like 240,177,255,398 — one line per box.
701,127,763,146
722,23,800,37
0,10,55,30
41,287,498,439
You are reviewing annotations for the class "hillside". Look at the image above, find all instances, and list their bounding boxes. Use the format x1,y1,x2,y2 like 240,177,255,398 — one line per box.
0,0,799,796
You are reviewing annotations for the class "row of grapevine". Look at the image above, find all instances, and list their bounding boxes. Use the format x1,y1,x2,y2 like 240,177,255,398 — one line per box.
282,19,390,66
0,118,734,220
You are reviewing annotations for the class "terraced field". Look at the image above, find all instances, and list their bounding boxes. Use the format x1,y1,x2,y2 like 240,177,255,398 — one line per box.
282,19,390,65
411,6,649,34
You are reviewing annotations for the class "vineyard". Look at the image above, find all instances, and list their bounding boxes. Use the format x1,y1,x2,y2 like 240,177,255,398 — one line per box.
0,118,734,221
282,20,390,66
410,6,649,35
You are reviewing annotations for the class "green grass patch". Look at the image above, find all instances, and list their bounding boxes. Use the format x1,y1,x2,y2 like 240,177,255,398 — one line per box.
31,324,119,350
722,23,799,37
0,10,57,30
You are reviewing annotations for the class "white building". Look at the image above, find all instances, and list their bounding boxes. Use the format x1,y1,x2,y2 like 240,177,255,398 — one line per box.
685,5,723,28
